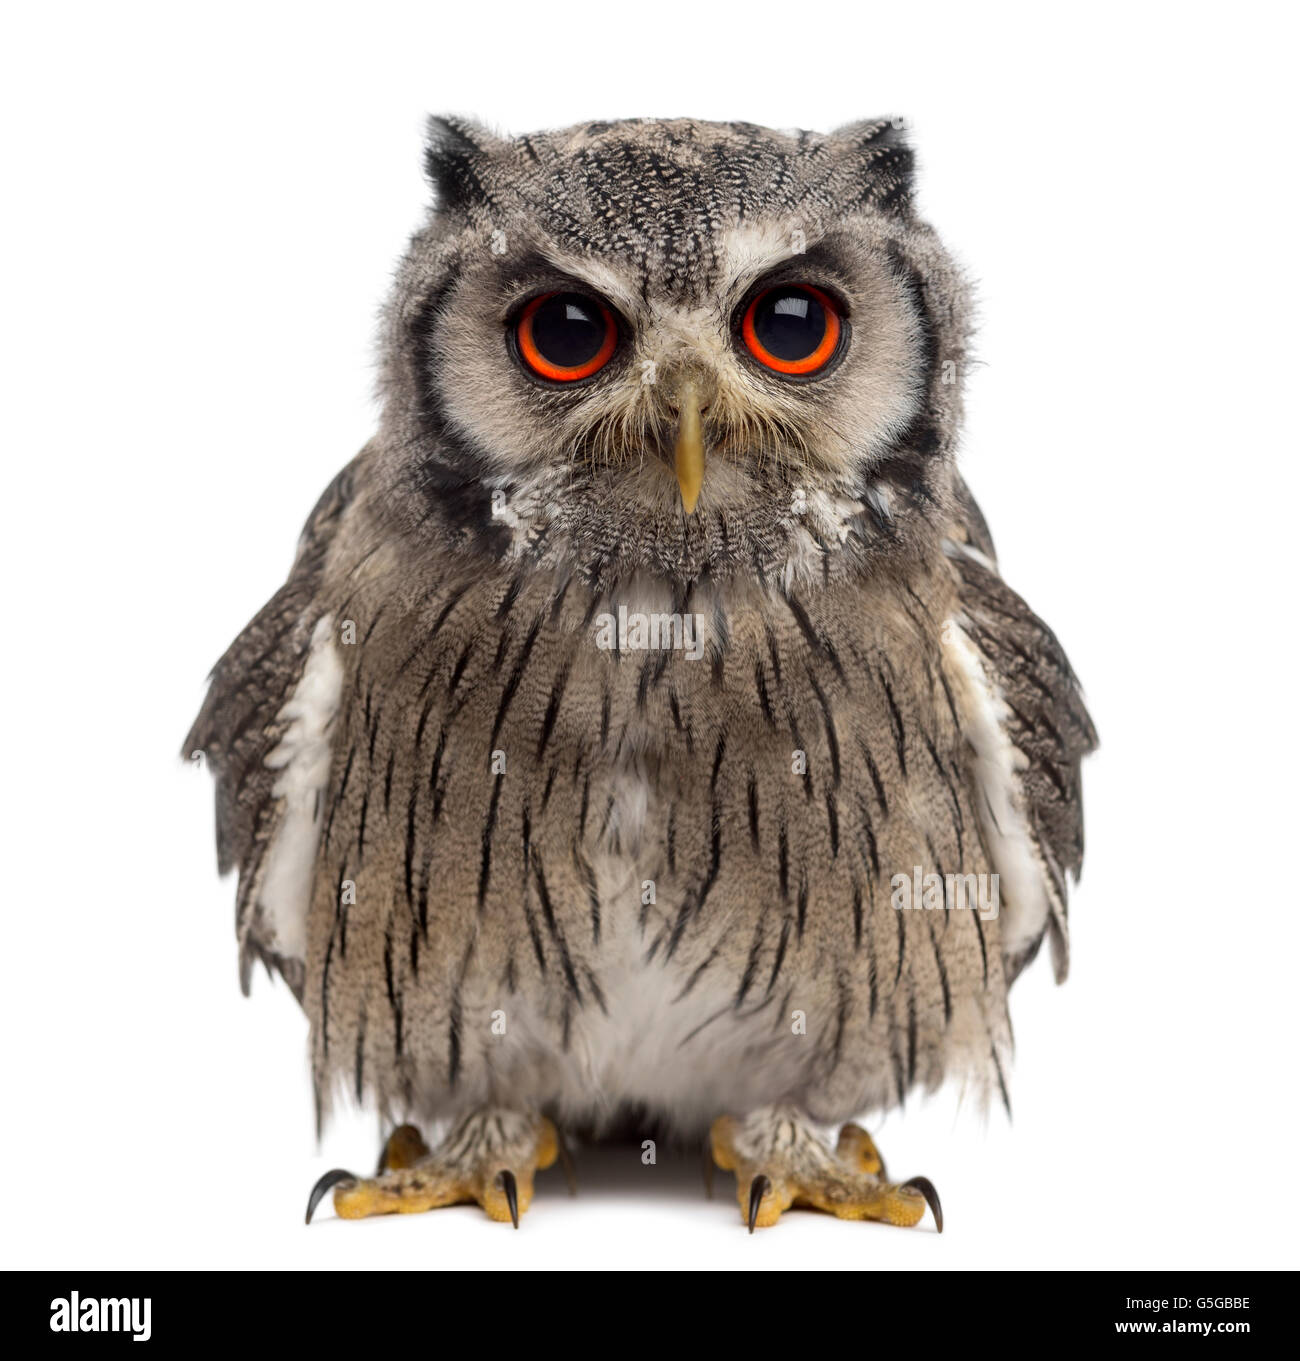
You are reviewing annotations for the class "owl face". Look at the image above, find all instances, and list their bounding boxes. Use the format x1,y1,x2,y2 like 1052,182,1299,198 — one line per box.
376,118,970,589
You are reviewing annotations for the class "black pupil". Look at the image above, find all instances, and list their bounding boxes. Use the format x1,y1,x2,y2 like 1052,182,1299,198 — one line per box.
530,293,607,368
753,288,827,361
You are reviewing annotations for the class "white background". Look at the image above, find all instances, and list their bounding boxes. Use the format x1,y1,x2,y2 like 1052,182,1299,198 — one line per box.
3,0,1297,1273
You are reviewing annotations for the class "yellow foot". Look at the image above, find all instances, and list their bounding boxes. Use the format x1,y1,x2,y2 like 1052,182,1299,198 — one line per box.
710,1107,942,1233
306,1110,559,1228
376,1122,430,1172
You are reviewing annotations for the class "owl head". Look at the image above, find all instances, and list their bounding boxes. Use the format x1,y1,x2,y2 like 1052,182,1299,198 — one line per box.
374,117,971,591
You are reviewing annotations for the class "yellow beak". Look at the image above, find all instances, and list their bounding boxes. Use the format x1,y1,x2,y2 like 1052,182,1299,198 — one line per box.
673,379,706,514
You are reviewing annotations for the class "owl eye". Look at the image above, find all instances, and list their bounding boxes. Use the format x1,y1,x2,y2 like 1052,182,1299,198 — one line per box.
740,285,842,377
515,291,618,382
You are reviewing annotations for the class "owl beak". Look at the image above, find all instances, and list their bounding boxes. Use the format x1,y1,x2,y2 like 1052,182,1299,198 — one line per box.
672,379,706,515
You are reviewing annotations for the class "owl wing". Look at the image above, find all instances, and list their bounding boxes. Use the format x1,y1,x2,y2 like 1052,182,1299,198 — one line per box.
184,461,356,999
942,475,1097,983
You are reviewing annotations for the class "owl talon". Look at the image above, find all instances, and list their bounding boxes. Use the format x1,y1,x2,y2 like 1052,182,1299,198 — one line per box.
747,1174,771,1234
305,1169,358,1225
306,1110,558,1226
497,1169,520,1228
901,1176,944,1233
711,1109,942,1232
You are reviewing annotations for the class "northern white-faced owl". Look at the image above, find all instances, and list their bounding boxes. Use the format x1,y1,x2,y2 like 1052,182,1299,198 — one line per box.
186,116,1095,1232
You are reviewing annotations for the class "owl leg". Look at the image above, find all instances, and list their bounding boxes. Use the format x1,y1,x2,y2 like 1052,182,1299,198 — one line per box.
710,1107,942,1233
305,1109,559,1228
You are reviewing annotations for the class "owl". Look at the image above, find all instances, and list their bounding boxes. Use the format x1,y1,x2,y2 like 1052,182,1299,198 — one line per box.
186,116,1095,1233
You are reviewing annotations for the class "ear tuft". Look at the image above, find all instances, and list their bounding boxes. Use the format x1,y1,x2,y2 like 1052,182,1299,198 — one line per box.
831,117,916,214
423,115,506,212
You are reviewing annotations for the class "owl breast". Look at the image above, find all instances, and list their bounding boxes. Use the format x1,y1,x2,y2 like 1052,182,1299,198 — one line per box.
303,560,1009,1134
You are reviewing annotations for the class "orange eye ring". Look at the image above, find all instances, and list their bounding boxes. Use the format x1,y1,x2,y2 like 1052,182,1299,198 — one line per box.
516,292,618,382
741,284,842,376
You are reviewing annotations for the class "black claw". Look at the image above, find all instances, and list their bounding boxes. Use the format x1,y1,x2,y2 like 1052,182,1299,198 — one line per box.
498,1169,519,1229
747,1174,771,1234
305,1169,358,1225
902,1176,944,1233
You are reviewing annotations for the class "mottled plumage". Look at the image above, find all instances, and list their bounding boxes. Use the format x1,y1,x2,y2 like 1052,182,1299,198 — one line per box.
187,117,1094,1224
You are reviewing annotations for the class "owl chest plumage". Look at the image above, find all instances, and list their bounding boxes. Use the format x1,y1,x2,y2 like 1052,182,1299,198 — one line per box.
299,554,1008,1133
